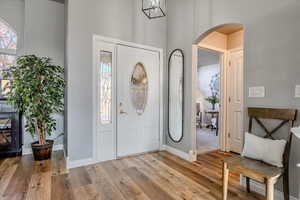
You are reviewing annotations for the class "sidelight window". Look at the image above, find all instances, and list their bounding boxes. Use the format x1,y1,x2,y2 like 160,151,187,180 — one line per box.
99,51,112,124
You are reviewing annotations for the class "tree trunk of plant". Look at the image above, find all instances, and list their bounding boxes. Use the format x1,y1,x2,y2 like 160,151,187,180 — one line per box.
34,118,46,145
38,126,46,145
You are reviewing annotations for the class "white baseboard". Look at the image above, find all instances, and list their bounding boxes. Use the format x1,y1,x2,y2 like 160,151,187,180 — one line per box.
22,144,64,155
66,157,96,169
240,176,298,200
161,145,196,162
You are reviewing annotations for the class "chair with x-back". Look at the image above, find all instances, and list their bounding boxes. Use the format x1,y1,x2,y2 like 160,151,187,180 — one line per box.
222,107,297,200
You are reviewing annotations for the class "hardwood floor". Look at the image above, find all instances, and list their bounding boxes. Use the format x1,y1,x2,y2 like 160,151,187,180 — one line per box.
0,150,264,200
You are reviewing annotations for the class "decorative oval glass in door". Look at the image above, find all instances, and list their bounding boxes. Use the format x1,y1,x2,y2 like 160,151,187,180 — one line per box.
130,63,148,115
168,49,184,142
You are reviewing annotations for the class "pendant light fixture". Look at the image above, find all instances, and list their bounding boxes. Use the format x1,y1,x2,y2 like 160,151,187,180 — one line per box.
142,0,166,19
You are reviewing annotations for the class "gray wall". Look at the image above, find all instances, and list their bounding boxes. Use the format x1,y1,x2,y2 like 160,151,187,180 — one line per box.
166,0,300,197
0,0,65,149
166,0,196,154
66,0,166,161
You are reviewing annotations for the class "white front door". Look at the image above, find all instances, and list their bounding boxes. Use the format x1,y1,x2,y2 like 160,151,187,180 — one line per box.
227,49,244,153
117,45,160,157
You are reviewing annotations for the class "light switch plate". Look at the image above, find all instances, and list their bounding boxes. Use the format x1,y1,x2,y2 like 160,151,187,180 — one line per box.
249,86,265,98
295,85,300,98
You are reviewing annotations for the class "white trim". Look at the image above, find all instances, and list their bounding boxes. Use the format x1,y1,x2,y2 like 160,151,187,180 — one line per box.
162,145,196,162
192,38,245,154
158,47,164,151
191,44,228,154
92,35,164,164
0,48,16,55
191,45,198,155
240,176,298,200
66,157,96,169
93,35,163,53
22,144,64,155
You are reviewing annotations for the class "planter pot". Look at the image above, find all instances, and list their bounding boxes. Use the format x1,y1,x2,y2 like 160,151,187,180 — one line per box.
31,140,54,161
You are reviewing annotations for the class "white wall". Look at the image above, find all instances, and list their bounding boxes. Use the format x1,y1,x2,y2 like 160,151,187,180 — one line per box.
0,0,65,149
66,0,167,161
197,64,219,110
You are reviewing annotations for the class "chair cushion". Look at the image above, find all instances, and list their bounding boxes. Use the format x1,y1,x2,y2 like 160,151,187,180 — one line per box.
242,132,286,167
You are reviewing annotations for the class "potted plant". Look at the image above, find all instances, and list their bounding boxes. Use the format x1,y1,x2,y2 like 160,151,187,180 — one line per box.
205,95,219,110
3,55,65,161
205,73,220,110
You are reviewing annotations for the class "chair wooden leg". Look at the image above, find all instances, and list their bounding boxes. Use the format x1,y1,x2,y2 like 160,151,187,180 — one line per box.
223,162,229,200
246,177,251,193
283,170,290,200
266,178,275,200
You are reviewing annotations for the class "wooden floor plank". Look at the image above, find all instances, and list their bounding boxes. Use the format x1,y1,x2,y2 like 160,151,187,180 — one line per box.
51,151,68,176
138,154,211,198
124,156,203,200
25,171,52,200
71,184,101,200
3,155,33,200
51,174,73,200
0,158,19,197
154,151,255,200
125,166,175,200
86,164,126,200
0,150,264,200
66,167,92,189
101,160,151,200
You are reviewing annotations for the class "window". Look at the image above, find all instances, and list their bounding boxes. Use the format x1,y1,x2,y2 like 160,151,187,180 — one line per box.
99,51,112,124
130,63,148,115
0,18,17,99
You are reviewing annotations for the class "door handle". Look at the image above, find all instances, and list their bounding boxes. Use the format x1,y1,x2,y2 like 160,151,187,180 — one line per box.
120,109,128,115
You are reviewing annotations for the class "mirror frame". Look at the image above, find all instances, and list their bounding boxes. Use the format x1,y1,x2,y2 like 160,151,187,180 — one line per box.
168,49,184,143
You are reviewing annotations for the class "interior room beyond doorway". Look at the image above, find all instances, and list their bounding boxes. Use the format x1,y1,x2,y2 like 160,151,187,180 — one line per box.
196,48,221,154
195,24,244,157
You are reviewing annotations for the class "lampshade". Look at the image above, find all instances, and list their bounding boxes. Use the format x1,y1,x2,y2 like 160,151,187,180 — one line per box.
142,0,166,19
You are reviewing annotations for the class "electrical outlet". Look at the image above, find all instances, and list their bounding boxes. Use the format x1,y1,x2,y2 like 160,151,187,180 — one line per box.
249,86,265,98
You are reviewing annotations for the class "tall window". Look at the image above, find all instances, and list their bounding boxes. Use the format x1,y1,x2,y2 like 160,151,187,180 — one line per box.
0,18,17,98
99,51,112,124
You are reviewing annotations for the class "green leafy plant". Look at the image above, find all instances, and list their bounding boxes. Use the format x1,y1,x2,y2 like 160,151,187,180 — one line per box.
205,95,219,110
205,96,219,105
205,73,220,110
2,55,65,145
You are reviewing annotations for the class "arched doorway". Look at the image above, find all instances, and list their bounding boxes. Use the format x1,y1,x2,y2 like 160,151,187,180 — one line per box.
191,24,244,159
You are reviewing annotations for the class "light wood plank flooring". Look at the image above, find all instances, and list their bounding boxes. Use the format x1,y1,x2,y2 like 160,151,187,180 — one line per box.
0,150,263,200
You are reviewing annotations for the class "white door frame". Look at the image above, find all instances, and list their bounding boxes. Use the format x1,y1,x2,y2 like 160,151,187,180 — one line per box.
192,44,227,154
191,43,244,155
92,35,164,163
